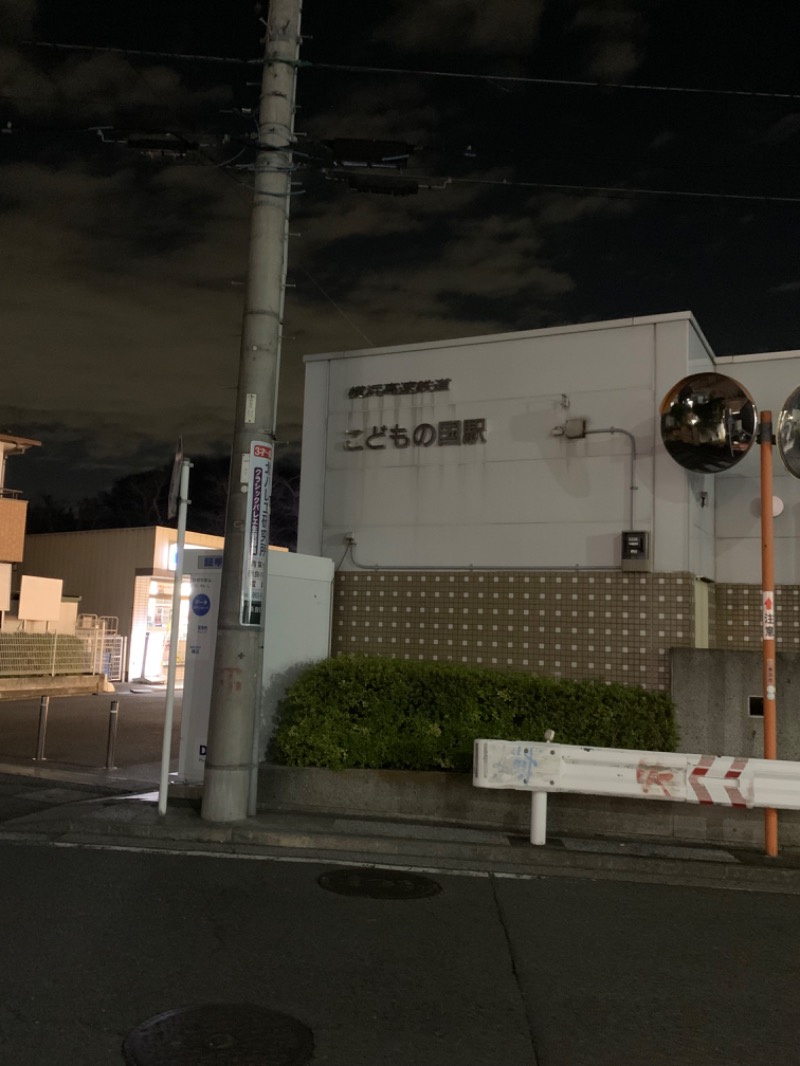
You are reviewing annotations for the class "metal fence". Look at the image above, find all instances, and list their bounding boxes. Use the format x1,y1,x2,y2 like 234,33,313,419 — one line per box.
0,629,126,681
85,633,127,681
76,616,127,682
0,632,94,678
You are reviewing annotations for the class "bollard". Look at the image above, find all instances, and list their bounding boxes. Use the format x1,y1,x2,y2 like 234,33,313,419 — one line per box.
105,699,120,770
35,696,50,763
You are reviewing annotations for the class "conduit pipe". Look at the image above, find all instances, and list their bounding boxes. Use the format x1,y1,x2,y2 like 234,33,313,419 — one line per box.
581,426,638,530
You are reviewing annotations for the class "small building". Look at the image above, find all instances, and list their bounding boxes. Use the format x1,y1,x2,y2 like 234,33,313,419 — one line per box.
297,311,800,691
22,526,224,681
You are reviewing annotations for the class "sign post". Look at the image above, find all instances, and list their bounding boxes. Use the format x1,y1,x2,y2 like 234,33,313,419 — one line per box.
759,412,779,857
158,457,191,817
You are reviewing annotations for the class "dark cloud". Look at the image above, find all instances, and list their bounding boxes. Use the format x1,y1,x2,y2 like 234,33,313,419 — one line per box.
373,0,546,56
3,0,800,504
0,0,35,41
568,1,652,80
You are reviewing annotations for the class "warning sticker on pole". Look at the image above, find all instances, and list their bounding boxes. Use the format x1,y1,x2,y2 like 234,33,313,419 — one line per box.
241,441,273,626
763,592,776,641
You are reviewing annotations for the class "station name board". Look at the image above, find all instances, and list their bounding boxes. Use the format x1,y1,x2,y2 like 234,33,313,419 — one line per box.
344,419,486,451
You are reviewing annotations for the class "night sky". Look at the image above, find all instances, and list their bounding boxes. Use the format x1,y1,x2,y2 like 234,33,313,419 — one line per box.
3,1,800,505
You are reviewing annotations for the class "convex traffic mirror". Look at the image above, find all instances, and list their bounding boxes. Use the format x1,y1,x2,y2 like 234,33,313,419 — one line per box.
778,385,800,479
660,372,757,473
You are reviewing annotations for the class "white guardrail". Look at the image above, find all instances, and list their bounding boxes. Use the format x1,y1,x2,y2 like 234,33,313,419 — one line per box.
473,738,800,845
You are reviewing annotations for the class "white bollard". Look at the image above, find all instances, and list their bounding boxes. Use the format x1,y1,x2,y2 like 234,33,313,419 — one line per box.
530,791,548,845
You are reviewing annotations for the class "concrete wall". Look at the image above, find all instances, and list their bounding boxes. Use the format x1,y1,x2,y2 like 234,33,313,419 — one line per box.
671,647,800,760
299,313,716,576
259,764,800,848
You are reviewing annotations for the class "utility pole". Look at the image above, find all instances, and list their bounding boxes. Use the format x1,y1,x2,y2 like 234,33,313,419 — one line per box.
201,0,302,823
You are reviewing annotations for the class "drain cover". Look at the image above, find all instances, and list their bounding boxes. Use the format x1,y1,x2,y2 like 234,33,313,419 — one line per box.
318,866,442,899
122,1004,313,1066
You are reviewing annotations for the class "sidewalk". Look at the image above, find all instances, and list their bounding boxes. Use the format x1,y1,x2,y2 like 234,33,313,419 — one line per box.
2,768,799,895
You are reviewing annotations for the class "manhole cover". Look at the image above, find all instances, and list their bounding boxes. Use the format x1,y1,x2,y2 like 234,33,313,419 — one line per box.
122,1004,313,1066
318,866,442,899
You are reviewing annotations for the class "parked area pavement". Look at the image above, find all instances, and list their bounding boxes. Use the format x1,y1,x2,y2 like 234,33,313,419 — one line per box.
0,684,179,783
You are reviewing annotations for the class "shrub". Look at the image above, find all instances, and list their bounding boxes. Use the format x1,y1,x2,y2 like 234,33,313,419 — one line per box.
269,656,678,772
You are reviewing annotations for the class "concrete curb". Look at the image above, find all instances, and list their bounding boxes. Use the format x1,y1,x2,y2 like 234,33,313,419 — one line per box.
3,799,800,894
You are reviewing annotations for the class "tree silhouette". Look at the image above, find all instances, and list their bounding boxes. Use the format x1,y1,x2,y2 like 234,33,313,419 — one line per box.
26,448,301,549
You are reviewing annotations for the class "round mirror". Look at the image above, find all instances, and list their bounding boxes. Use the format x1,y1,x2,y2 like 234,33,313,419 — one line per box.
778,385,800,479
660,372,757,473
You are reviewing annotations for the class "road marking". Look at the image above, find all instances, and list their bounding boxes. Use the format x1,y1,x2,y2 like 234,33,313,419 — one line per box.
40,839,494,878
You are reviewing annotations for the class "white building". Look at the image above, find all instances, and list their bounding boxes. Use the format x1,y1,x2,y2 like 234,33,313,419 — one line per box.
22,526,224,681
298,311,800,690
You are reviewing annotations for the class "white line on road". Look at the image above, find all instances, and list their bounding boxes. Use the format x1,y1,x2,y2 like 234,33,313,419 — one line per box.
38,838,528,878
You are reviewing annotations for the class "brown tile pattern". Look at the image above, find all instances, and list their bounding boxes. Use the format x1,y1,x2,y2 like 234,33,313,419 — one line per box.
332,570,697,691
715,584,800,651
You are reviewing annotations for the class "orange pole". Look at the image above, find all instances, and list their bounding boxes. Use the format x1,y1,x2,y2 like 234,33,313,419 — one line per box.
760,411,778,857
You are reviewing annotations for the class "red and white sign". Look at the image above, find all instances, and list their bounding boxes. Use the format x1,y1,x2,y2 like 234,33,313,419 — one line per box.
688,755,748,807
763,591,776,641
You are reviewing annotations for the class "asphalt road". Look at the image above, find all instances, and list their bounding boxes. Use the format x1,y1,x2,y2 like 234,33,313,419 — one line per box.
0,841,797,1066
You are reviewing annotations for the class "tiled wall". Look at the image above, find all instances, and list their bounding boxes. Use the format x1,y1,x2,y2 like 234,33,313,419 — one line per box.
714,584,800,651
332,570,698,691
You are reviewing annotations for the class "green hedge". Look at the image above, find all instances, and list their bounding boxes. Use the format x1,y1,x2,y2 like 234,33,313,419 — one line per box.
269,656,678,772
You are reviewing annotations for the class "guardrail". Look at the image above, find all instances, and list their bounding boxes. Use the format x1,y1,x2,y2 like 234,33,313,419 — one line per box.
473,737,800,847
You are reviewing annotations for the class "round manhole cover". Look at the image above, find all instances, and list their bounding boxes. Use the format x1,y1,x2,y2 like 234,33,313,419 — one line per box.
122,1004,313,1066
318,866,442,899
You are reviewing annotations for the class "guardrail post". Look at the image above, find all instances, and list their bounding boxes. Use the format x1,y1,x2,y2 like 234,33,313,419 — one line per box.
530,792,547,845
105,699,120,770
35,696,50,762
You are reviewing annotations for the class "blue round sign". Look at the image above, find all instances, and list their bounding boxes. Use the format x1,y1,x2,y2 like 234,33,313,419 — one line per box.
192,593,211,617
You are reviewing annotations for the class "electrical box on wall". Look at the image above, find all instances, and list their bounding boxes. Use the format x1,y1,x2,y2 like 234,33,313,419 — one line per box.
621,530,650,571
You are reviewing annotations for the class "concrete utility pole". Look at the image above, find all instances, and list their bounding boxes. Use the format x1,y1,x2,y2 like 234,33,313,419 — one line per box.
201,0,302,823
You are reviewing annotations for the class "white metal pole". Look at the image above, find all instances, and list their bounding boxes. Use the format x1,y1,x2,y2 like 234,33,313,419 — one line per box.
530,792,548,845
158,459,191,816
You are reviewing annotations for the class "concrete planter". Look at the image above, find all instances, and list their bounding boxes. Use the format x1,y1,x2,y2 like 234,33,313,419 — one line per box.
258,763,800,849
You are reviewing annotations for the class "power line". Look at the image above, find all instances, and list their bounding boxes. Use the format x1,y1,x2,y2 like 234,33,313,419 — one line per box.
296,266,376,347
23,41,800,104
442,175,800,205
23,40,256,65
304,62,800,104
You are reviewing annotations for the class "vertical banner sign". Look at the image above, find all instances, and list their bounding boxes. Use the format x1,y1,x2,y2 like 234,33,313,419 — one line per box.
763,592,776,641
763,591,777,699
241,441,273,626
